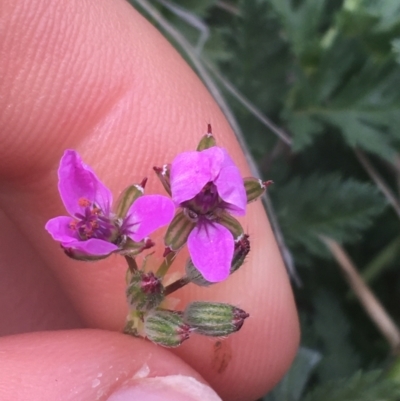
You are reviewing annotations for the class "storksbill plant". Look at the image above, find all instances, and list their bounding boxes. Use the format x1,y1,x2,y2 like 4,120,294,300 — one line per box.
45,126,270,347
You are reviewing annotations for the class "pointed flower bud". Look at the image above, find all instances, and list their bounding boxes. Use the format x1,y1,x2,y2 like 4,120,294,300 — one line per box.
196,124,216,151
185,234,250,286
230,234,250,274
126,271,164,312
144,310,192,348
153,164,172,196
243,177,273,203
184,302,249,337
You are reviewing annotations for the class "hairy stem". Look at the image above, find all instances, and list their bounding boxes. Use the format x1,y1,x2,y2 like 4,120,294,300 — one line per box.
156,250,176,278
164,277,191,296
125,256,139,273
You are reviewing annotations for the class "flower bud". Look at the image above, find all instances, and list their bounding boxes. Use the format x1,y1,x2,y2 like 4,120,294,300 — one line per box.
144,310,192,348
231,234,250,274
185,234,250,286
185,259,212,287
184,302,249,337
126,271,164,312
164,210,196,252
243,177,272,203
153,164,172,196
196,124,216,151
114,178,147,218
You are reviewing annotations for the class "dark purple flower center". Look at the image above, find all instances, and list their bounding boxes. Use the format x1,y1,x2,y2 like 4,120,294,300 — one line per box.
140,272,163,294
69,198,116,241
183,182,221,216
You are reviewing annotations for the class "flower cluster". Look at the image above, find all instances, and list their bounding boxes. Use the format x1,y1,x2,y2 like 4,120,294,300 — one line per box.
45,126,269,347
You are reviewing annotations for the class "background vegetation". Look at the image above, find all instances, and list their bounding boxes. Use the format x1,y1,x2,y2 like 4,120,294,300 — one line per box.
129,0,400,399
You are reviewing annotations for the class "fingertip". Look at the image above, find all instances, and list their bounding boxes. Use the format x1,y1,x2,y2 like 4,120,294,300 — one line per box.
0,330,219,401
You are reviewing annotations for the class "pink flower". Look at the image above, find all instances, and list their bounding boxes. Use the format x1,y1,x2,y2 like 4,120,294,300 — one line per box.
170,146,246,282
45,150,175,259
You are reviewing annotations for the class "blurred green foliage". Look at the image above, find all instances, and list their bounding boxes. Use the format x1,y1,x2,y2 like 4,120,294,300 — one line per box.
131,0,400,399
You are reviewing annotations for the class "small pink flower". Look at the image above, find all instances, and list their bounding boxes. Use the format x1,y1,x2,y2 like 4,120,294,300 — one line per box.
170,146,246,282
45,150,175,258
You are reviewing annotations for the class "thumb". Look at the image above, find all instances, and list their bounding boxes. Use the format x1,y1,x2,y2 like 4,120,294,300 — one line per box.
0,330,221,401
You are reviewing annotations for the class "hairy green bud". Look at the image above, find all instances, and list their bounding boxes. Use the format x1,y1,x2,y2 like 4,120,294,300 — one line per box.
184,302,249,337
126,271,164,312
144,310,192,348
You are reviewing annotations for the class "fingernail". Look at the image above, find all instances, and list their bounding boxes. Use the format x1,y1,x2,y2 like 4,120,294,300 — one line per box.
106,375,222,401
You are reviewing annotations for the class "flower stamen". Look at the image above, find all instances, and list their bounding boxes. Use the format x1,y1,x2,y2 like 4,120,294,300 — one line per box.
71,201,115,240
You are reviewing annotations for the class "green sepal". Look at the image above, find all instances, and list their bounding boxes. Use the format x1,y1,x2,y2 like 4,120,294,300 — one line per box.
63,246,112,261
153,164,171,196
164,210,196,251
144,310,191,348
115,182,145,218
244,177,268,203
197,134,216,151
217,211,244,240
183,302,249,337
126,270,164,312
119,237,154,257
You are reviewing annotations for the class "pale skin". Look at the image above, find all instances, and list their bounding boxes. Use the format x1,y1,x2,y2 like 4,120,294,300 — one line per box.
0,1,300,400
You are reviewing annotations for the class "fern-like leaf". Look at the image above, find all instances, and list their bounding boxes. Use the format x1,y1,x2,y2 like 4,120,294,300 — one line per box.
272,174,386,257
302,370,400,401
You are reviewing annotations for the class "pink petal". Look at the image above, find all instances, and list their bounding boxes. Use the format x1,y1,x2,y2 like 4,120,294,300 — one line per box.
214,149,246,216
170,147,224,205
187,222,234,282
125,195,175,242
63,238,119,256
58,150,112,216
45,216,79,243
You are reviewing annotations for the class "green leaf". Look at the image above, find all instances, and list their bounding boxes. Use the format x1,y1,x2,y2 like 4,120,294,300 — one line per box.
288,52,400,160
169,0,216,17
302,370,400,401
392,38,400,64
268,0,330,61
272,174,387,257
222,0,291,116
264,347,322,401
312,291,361,381
287,115,324,151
